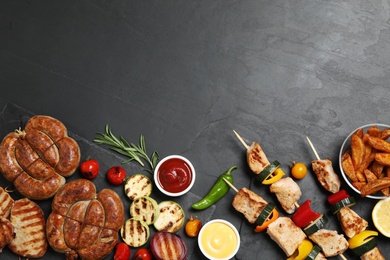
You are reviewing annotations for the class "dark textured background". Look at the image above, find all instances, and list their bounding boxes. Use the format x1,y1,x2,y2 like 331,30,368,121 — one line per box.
1,0,390,259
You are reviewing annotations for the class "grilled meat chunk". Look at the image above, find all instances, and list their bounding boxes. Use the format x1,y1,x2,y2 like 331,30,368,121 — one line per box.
361,247,385,260
247,142,270,174
309,229,348,257
337,207,368,238
232,187,268,224
266,217,306,257
0,218,14,252
311,159,341,193
8,198,48,258
270,177,302,214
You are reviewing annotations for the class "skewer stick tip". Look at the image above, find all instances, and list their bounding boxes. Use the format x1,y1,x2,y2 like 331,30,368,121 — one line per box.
306,136,321,161
233,129,249,149
223,178,239,193
339,253,347,260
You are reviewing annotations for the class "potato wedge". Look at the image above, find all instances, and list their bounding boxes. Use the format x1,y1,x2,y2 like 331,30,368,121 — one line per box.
367,126,381,137
341,153,357,182
351,134,365,170
375,153,390,167
367,135,390,153
363,169,378,183
360,177,390,197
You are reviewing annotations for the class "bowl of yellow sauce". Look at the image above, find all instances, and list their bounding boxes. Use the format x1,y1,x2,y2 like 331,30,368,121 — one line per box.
198,219,240,260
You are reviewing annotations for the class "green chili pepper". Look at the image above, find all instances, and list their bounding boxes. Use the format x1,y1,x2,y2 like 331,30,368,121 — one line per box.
191,165,237,210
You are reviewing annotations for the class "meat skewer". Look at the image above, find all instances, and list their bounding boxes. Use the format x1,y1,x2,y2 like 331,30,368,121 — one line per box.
223,179,346,259
306,137,385,259
233,130,302,214
306,136,341,193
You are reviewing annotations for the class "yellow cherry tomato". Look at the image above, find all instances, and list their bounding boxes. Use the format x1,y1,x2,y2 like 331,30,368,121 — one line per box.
291,162,308,179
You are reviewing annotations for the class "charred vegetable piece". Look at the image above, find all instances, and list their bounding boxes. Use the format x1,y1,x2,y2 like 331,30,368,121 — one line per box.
331,196,356,214
150,231,187,260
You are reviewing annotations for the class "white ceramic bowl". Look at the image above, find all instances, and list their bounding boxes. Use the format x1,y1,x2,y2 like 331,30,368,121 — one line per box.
154,155,195,197
339,123,390,199
198,219,240,260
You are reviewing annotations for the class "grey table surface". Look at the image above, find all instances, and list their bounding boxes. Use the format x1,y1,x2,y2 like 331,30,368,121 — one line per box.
1,0,390,259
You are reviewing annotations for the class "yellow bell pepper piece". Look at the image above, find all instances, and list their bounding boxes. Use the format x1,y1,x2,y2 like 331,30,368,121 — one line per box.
287,239,313,260
348,230,378,249
262,168,285,185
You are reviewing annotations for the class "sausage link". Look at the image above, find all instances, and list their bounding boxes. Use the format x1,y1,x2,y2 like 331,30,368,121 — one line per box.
26,159,56,180
76,224,102,250
46,213,71,253
14,171,65,200
15,139,39,170
25,128,59,167
52,179,96,216
84,199,105,226
77,228,118,260
63,218,82,249
66,200,90,222
97,189,124,230
54,137,80,177
25,115,67,142
0,132,24,182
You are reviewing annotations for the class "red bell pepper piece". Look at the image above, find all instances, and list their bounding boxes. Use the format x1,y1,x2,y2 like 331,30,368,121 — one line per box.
292,200,321,228
327,189,349,205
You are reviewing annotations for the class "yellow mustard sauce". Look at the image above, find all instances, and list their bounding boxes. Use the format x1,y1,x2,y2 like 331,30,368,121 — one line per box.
200,222,238,259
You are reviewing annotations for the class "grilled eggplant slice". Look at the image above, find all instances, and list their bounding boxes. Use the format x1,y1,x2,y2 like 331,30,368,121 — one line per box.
154,201,185,233
130,196,160,225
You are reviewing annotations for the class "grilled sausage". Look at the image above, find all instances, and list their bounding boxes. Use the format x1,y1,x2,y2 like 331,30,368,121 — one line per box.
77,228,119,260
46,213,71,253
24,115,67,142
54,137,80,177
0,132,24,182
52,179,96,216
97,189,125,230
8,198,48,258
25,128,59,167
14,171,65,200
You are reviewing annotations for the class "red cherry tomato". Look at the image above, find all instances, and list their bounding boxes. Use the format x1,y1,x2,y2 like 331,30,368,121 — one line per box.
133,248,152,260
79,159,100,180
114,242,130,260
107,166,127,185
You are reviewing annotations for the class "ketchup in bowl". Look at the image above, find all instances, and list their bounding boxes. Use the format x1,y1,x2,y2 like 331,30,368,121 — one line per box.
154,155,196,197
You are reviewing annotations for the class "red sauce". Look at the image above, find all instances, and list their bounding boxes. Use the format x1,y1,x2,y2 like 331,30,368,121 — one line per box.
157,158,192,193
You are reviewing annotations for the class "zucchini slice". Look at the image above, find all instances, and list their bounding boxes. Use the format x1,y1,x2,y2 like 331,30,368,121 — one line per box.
351,237,378,256
304,245,322,260
124,174,152,200
256,160,281,183
120,218,150,247
303,214,328,236
255,202,276,226
130,196,160,225
154,201,185,233
331,196,356,214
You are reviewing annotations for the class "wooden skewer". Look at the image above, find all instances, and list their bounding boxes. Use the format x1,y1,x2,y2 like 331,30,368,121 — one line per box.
339,254,347,260
306,136,321,160
233,129,249,149
223,178,239,193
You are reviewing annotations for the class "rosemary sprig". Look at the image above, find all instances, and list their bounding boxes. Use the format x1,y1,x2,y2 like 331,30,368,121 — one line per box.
94,125,159,174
